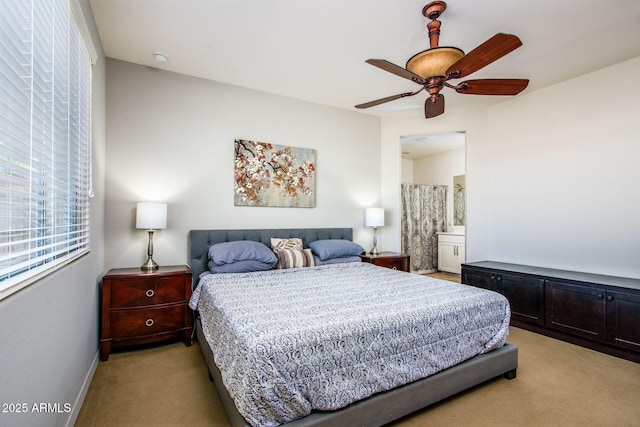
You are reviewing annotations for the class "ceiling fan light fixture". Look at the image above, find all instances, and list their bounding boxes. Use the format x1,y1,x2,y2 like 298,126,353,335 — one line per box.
406,47,464,78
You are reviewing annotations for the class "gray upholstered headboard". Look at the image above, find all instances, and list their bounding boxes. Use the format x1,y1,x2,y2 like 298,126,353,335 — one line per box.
188,228,353,289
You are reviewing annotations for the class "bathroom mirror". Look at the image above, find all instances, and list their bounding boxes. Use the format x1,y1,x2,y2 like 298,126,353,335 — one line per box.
453,174,465,226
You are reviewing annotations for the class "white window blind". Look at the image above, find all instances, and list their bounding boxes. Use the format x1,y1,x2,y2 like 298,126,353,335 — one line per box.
0,0,92,300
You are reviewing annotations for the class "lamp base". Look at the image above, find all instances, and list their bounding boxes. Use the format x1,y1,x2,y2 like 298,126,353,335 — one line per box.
369,226,380,256
141,257,159,271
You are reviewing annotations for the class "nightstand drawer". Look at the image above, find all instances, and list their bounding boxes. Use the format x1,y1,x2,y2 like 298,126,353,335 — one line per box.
111,276,185,308
360,252,410,272
374,257,409,271
111,304,185,339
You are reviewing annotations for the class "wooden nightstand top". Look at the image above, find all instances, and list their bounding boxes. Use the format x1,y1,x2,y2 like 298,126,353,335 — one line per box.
104,265,191,278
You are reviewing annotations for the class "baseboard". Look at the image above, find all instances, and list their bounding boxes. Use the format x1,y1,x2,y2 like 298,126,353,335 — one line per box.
512,322,640,363
65,349,100,427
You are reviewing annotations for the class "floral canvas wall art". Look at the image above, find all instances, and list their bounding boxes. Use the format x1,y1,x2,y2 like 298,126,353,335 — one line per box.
234,139,316,207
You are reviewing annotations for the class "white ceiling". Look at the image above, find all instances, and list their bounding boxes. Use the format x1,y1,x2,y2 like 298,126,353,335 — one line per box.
401,132,465,159
89,0,640,120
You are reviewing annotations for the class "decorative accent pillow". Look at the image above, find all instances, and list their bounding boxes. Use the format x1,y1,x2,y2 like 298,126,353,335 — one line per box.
276,249,315,269
308,239,364,261
208,240,277,266
271,238,304,269
270,237,303,252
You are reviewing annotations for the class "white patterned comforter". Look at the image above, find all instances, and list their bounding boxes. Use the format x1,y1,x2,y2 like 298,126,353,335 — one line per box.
189,262,510,427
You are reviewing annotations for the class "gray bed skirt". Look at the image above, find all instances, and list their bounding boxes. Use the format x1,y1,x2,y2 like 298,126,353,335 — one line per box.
196,319,518,427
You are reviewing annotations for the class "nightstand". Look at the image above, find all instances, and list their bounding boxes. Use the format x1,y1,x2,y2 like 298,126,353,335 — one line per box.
360,252,410,272
100,265,193,361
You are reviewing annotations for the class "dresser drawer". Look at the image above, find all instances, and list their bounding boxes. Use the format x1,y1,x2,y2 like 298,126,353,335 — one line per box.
110,275,185,308
110,304,185,339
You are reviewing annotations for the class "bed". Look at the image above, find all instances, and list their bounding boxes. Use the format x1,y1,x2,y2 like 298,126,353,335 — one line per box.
188,228,517,427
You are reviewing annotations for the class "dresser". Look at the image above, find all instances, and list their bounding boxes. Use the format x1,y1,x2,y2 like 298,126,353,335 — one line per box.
462,261,640,362
100,265,193,361
360,252,410,272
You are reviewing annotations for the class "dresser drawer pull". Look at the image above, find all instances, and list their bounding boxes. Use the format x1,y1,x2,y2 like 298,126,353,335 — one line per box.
145,318,154,327
392,266,398,270
145,289,155,298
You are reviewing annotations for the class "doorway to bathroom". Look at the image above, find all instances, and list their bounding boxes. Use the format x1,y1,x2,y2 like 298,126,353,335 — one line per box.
400,132,466,274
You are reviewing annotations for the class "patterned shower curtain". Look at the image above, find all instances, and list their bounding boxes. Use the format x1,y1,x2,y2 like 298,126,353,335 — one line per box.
401,183,448,274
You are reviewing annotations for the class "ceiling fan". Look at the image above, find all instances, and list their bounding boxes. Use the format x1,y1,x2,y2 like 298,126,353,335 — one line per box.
355,1,529,119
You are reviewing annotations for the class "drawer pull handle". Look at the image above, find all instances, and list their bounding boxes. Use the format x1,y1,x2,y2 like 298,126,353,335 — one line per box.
145,318,154,327
392,266,397,270
145,289,155,297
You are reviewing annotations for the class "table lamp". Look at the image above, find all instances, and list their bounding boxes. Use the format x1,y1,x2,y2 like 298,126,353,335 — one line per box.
365,207,385,255
136,202,167,271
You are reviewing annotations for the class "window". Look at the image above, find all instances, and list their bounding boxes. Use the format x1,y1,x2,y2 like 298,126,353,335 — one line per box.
0,0,92,300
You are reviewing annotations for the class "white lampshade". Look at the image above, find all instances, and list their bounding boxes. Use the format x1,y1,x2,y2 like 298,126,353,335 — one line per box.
136,202,167,230
365,207,385,227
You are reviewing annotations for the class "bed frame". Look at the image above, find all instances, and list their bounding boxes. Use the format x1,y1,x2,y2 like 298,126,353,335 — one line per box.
188,228,518,427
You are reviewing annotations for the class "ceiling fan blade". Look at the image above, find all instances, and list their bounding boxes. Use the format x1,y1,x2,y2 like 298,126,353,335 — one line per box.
365,59,426,84
455,79,529,95
446,33,523,79
355,91,421,109
424,94,445,118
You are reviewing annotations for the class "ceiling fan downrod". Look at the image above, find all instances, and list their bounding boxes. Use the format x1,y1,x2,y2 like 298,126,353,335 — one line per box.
423,1,447,48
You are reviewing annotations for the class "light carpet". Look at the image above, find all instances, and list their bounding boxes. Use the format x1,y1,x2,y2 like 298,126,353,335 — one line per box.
77,273,640,427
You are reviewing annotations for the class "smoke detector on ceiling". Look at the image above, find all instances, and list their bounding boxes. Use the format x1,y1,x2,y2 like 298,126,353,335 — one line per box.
153,51,168,64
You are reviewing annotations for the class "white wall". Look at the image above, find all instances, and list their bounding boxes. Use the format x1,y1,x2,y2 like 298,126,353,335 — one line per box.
401,158,413,183
485,56,640,278
104,60,382,270
382,56,640,278
0,1,106,426
412,148,465,186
